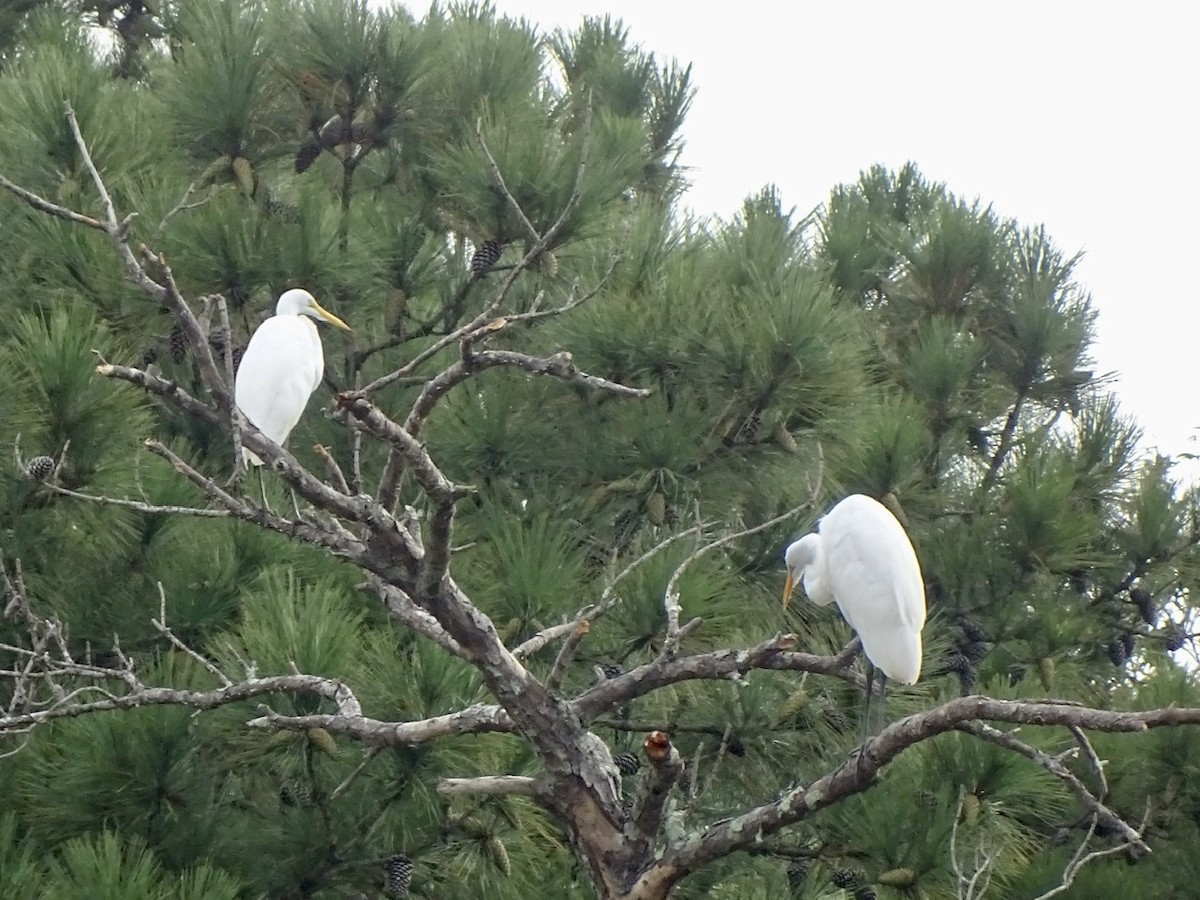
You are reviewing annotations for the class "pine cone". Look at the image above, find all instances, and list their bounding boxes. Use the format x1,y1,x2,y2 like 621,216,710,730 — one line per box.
1163,625,1186,652
168,323,187,362
831,867,860,889
615,751,640,776
384,853,413,897
485,835,511,876
855,888,878,900
25,456,55,483
306,726,338,757
677,761,695,796
140,346,158,368
961,640,988,663
600,662,623,680
732,411,762,444
231,156,255,195
1130,588,1156,624
1120,631,1136,658
231,346,245,371
645,491,666,526
295,141,322,173
960,619,987,643
727,733,746,757
279,780,311,807
786,859,809,887
1106,639,1127,667
262,191,300,223
1007,663,1027,686
470,239,504,276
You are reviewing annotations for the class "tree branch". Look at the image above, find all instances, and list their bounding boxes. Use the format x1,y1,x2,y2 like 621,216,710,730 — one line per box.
626,732,683,853
628,695,1194,895
1,673,362,735
437,775,538,797
0,171,105,230
246,703,514,747
956,721,1148,854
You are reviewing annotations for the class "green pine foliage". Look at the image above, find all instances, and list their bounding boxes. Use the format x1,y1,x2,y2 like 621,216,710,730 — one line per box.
3,1,1200,898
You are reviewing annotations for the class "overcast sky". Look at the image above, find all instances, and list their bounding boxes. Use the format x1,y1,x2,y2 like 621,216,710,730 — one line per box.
418,2,1200,473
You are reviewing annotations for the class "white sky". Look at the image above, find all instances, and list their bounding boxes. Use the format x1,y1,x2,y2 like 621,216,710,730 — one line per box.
412,2,1200,472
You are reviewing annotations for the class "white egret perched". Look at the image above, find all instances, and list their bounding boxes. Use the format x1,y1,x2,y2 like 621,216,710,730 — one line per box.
782,493,926,732
234,289,350,501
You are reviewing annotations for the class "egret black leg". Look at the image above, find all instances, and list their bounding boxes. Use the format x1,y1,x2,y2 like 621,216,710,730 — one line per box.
860,666,891,739
255,467,271,512
860,662,877,741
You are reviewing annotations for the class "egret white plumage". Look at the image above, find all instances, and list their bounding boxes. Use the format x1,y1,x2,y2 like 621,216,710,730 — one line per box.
783,493,926,731
234,288,350,506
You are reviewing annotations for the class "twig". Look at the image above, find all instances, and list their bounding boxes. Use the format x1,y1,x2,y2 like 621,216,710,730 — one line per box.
44,483,231,518
0,172,105,230
949,788,1000,900
331,747,383,800
955,721,1148,853
153,180,209,241
512,524,705,661
661,502,814,657
1031,805,1152,900
151,582,232,687
213,295,245,479
313,444,352,496
546,620,590,693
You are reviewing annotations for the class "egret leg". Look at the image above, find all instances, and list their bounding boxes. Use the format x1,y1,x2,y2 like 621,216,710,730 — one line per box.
859,665,890,740
255,467,271,512
859,662,877,742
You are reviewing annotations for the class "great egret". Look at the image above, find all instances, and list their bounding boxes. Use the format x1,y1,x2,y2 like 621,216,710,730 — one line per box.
783,493,926,732
234,288,350,505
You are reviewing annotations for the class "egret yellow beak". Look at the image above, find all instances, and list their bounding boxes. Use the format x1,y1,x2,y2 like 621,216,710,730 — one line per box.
310,300,351,331
782,571,794,609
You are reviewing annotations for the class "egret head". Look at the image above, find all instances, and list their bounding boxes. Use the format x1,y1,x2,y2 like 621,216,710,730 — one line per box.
276,289,351,331
782,534,821,608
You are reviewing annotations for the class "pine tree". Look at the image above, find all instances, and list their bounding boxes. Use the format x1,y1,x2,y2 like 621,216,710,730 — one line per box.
3,4,1200,900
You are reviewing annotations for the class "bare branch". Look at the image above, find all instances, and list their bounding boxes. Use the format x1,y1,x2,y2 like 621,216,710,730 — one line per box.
1,673,363,735
151,582,232,687
213,295,246,477
246,703,514,747
626,731,683,853
95,363,221,426
575,634,867,722
950,789,1000,900
44,482,232,519
1032,805,1152,900
476,121,540,247
546,620,591,693
627,695,1190,896
153,180,209,241
0,171,105,230
513,524,705,661
331,747,383,800
365,577,466,658
956,721,1148,854
438,775,538,798
335,393,468,505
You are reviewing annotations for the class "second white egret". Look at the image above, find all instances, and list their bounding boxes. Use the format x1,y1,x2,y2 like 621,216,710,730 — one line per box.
783,493,926,731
